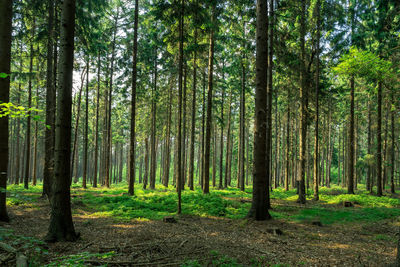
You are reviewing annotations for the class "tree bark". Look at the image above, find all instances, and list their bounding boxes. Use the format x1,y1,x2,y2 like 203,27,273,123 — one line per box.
188,31,197,190
128,0,138,195
82,58,89,189
203,3,215,194
377,81,383,196
348,77,355,194
0,0,12,222
247,0,271,220
297,0,307,204
313,0,320,200
46,0,78,242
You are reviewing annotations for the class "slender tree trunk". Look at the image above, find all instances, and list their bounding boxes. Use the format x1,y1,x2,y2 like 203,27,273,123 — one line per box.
162,78,172,187
150,48,158,190
348,77,355,194
391,92,395,193
218,62,225,189
43,0,55,197
313,0,321,200
176,0,185,213
203,3,215,194
188,31,197,190
32,65,39,186
105,10,119,189
297,0,307,203
367,99,372,191
182,65,187,190
93,53,101,188
128,0,138,195
46,0,78,242
238,61,245,191
24,41,34,189
266,0,273,204
224,90,233,188
285,86,290,191
82,58,89,189
200,69,206,189
377,81,383,196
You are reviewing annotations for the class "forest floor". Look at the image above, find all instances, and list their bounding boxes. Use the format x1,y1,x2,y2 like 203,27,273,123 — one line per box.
0,184,399,266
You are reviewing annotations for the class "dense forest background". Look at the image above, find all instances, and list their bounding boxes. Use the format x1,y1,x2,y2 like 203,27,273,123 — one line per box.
0,0,400,265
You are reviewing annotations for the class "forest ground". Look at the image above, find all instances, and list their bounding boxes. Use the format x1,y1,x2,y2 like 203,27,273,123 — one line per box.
0,184,399,266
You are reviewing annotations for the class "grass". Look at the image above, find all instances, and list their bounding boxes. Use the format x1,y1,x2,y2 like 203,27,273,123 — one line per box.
6,182,400,225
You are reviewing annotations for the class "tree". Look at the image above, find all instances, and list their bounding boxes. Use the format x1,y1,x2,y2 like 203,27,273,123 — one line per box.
46,0,79,242
247,0,271,221
128,0,139,196
0,0,13,222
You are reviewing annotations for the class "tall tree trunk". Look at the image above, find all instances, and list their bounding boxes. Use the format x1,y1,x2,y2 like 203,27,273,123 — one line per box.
188,31,197,190
0,0,12,222
82,58,89,189
182,65,187,190
313,0,321,200
150,48,158,190
224,90,233,188
46,0,78,242
176,0,185,213
391,92,395,194
162,77,172,187
200,69,206,189
24,41,34,189
238,61,245,191
32,63,39,186
248,0,271,220
203,3,215,194
266,0,273,203
297,0,307,203
367,98,372,191
93,53,101,188
377,81,383,196
218,61,225,189
44,0,55,197
285,86,290,191
105,9,119,189
128,0,138,195
348,77,355,194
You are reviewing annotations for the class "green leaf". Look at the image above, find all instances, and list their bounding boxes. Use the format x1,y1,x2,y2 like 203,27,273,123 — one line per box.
0,73,9,79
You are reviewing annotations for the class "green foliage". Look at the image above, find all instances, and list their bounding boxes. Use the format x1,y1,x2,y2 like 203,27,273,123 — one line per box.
0,102,43,120
44,251,115,267
0,73,9,78
334,47,393,83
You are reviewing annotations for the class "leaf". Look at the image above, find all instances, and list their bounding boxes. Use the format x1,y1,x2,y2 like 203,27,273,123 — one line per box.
0,73,9,79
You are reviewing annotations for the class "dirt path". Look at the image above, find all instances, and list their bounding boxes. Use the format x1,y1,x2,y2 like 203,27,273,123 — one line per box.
0,197,397,266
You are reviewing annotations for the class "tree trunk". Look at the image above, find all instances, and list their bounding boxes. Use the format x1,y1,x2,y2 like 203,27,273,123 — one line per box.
238,61,245,191
24,41,34,189
225,90,233,188
71,67,86,183
391,92,395,193
188,31,197,190
347,77,355,194
297,0,307,204
128,0,138,195
0,0,12,222
377,81,383,196
248,0,271,220
203,3,215,194
313,0,320,200
82,58,89,189
43,0,55,198
162,77,172,188
93,53,101,188
45,0,78,242
218,61,225,189
285,86,290,191
150,48,158,190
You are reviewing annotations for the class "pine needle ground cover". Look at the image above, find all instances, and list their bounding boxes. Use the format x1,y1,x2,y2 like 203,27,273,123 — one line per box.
1,184,399,266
